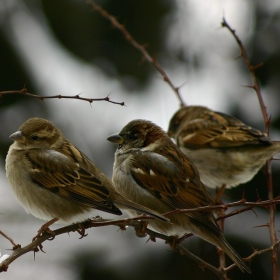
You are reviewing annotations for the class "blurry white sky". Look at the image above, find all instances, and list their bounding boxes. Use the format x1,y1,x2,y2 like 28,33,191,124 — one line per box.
1,0,280,279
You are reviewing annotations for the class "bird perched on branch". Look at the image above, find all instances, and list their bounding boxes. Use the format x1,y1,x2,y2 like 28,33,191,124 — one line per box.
107,119,251,273
168,105,280,189
5,117,168,228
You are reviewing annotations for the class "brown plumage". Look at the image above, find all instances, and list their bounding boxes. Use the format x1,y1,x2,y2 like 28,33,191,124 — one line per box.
108,119,251,273
168,106,280,188
5,117,169,224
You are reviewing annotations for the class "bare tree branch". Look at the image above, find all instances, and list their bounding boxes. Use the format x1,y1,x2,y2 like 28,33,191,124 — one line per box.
1,7,279,280
221,18,268,129
0,87,125,106
222,18,279,280
178,244,227,280
224,240,280,273
0,231,20,249
0,216,241,279
1,195,279,276
164,197,280,217
87,0,186,107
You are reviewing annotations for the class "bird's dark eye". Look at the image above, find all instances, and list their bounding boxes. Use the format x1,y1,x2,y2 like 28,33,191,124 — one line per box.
31,135,39,141
127,133,137,140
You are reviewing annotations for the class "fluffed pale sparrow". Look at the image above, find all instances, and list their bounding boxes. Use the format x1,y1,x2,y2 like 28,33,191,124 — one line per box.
5,117,169,225
168,105,280,188
107,119,251,273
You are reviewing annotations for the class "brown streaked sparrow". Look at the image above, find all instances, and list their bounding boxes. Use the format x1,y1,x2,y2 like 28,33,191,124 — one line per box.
5,117,169,226
168,105,280,189
107,119,251,273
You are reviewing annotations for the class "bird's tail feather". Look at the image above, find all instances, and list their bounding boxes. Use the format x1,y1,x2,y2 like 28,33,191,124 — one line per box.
115,200,169,223
218,235,251,274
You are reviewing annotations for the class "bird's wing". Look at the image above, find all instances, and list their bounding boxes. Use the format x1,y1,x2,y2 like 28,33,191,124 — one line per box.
26,148,122,215
129,146,219,232
178,111,270,148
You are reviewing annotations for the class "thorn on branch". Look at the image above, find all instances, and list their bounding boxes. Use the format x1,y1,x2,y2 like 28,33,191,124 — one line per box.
0,89,125,106
250,62,264,71
254,223,270,228
22,86,27,93
251,208,258,218
0,230,20,249
243,85,255,89
146,236,156,243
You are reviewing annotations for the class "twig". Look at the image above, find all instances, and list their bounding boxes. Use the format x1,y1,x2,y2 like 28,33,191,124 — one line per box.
0,231,20,249
216,205,258,222
1,195,279,276
0,216,213,275
224,240,280,273
215,189,227,276
0,216,233,279
265,159,279,279
221,18,268,129
178,245,227,280
0,216,149,272
163,197,280,217
87,0,185,107
0,87,125,106
222,18,279,279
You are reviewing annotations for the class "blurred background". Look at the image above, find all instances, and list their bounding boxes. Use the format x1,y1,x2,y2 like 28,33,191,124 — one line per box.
0,0,280,279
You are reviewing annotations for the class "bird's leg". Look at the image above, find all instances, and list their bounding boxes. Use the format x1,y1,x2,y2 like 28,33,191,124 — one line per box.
165,233,193,250
77,223,88,239
134,221,148,237
32,217,58,241
165,235,179,249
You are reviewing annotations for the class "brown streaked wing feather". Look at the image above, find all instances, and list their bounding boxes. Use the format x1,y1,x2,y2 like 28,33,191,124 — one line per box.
58,141,116,186
27,149,122,215
178,116,226,146
129,146,218,232
59,142,170,221
209,111,270,147
179,110,270,148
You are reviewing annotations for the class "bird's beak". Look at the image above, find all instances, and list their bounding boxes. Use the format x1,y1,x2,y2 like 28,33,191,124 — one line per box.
9,131,24,142
107,133,124,144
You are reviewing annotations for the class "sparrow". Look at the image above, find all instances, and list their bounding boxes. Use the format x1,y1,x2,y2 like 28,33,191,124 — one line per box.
5,117,169,226
168,105,280,188
107,119,251,273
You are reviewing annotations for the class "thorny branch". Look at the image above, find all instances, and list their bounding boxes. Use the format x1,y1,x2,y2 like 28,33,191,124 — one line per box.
224,240,280,273
87,0,186,107
0,231,19,249
222,18,279,280
0,215,245,280
0,88,125,106
221,18,268,129
0,6,278,279
1,196,280,276
178,245,227,280
0,216,211,274
164,197,280,217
